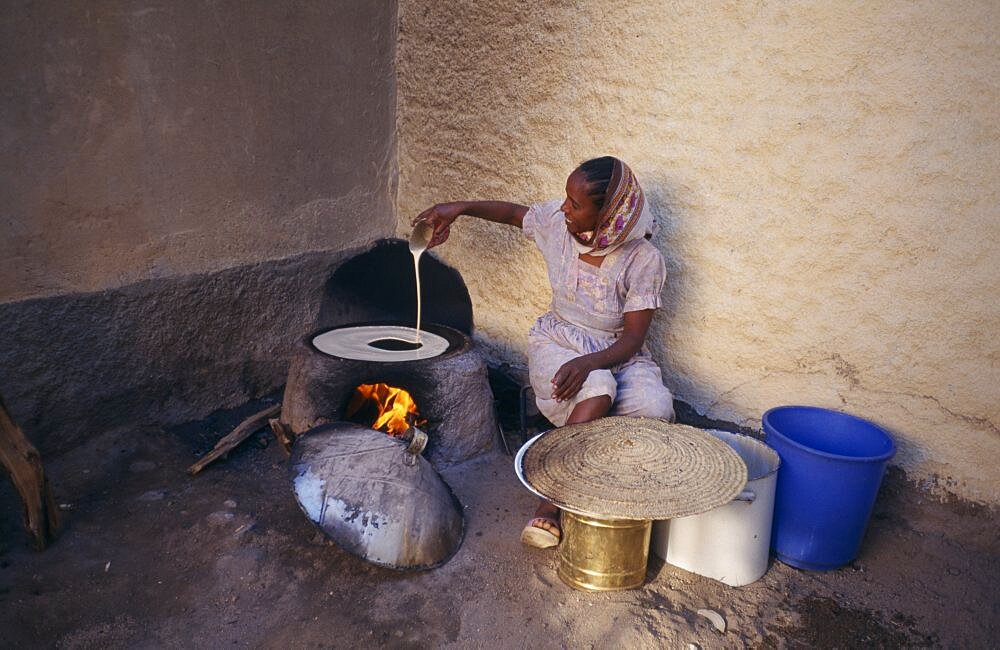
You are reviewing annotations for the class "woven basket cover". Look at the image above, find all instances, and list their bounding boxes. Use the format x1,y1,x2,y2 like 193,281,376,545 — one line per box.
521,417,748,519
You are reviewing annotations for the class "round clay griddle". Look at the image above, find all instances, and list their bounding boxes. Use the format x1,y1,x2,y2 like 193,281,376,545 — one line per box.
520,417,748,520
312,324,451,362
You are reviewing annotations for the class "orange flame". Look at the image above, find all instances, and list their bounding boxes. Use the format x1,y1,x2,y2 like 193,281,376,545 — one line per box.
345,383,425,437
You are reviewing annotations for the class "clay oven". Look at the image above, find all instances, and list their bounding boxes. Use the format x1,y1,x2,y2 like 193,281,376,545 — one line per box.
279,240,498,569
279,239,496,465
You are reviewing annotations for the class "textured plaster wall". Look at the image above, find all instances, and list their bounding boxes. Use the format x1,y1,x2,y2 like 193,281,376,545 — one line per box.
0,2,398,448
1,1,397,302
396,2,1000,502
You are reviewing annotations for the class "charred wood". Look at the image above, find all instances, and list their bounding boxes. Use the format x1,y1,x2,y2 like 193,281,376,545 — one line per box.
187,404,282,475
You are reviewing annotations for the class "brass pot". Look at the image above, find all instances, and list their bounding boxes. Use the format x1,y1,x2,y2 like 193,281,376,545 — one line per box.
558,511,651,591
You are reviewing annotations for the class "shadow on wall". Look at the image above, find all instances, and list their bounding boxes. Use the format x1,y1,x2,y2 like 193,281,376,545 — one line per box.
0,241,474,458
316,239,474,335
0,251,349,456
644,172,772,429
642,176,697,403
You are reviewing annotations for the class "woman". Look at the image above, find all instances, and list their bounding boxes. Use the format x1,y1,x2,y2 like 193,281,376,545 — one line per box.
413,156,674,548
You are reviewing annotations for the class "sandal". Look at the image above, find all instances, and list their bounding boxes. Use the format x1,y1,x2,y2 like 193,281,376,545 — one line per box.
520,516,561,548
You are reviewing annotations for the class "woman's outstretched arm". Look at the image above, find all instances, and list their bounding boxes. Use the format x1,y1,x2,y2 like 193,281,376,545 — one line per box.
412,201,529,248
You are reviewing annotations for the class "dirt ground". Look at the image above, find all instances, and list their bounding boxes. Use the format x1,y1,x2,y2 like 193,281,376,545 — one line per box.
2,395,998,649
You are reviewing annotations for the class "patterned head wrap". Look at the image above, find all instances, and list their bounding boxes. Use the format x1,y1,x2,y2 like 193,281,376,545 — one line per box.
578,159,653,256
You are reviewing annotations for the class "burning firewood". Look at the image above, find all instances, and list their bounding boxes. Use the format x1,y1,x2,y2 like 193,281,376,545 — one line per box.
345,383,427,437
187,403,282,475
0,396,61,550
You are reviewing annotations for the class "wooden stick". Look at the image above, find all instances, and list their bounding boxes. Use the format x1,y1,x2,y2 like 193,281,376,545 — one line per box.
187,404,281,475
0,396,60,550
268,418,294,457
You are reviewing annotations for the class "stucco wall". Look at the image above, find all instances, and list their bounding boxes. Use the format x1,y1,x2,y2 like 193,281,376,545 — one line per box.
1,1,397,302
0,2,399,449
396,2,1000,502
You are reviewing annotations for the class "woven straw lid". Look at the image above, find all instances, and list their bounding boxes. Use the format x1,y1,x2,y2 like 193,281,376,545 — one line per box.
520,417,748,520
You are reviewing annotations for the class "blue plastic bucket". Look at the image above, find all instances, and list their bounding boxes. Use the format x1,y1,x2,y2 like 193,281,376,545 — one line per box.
763,406,895,570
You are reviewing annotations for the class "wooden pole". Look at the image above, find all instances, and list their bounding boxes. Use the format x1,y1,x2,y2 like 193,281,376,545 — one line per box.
0,396,60,550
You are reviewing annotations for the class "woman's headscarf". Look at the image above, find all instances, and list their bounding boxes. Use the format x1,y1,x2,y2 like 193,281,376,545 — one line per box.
573,158,654,257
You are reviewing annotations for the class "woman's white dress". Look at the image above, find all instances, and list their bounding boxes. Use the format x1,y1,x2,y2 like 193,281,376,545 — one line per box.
522,200,675,427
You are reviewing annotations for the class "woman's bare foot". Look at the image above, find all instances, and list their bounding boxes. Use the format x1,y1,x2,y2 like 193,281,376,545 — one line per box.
520,500,561,548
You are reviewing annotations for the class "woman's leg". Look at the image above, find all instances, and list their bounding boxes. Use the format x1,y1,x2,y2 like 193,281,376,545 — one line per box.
565,394,613,424
529,337,618,428
611,358,675,421
523,395,612,548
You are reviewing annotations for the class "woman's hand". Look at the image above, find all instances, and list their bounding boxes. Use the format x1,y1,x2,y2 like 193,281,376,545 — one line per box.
551,356,596,402
548,310,656,403
411,201,529,249
412,202,465,249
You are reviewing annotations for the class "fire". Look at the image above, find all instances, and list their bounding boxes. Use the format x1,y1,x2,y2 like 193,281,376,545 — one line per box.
345,383,425,437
